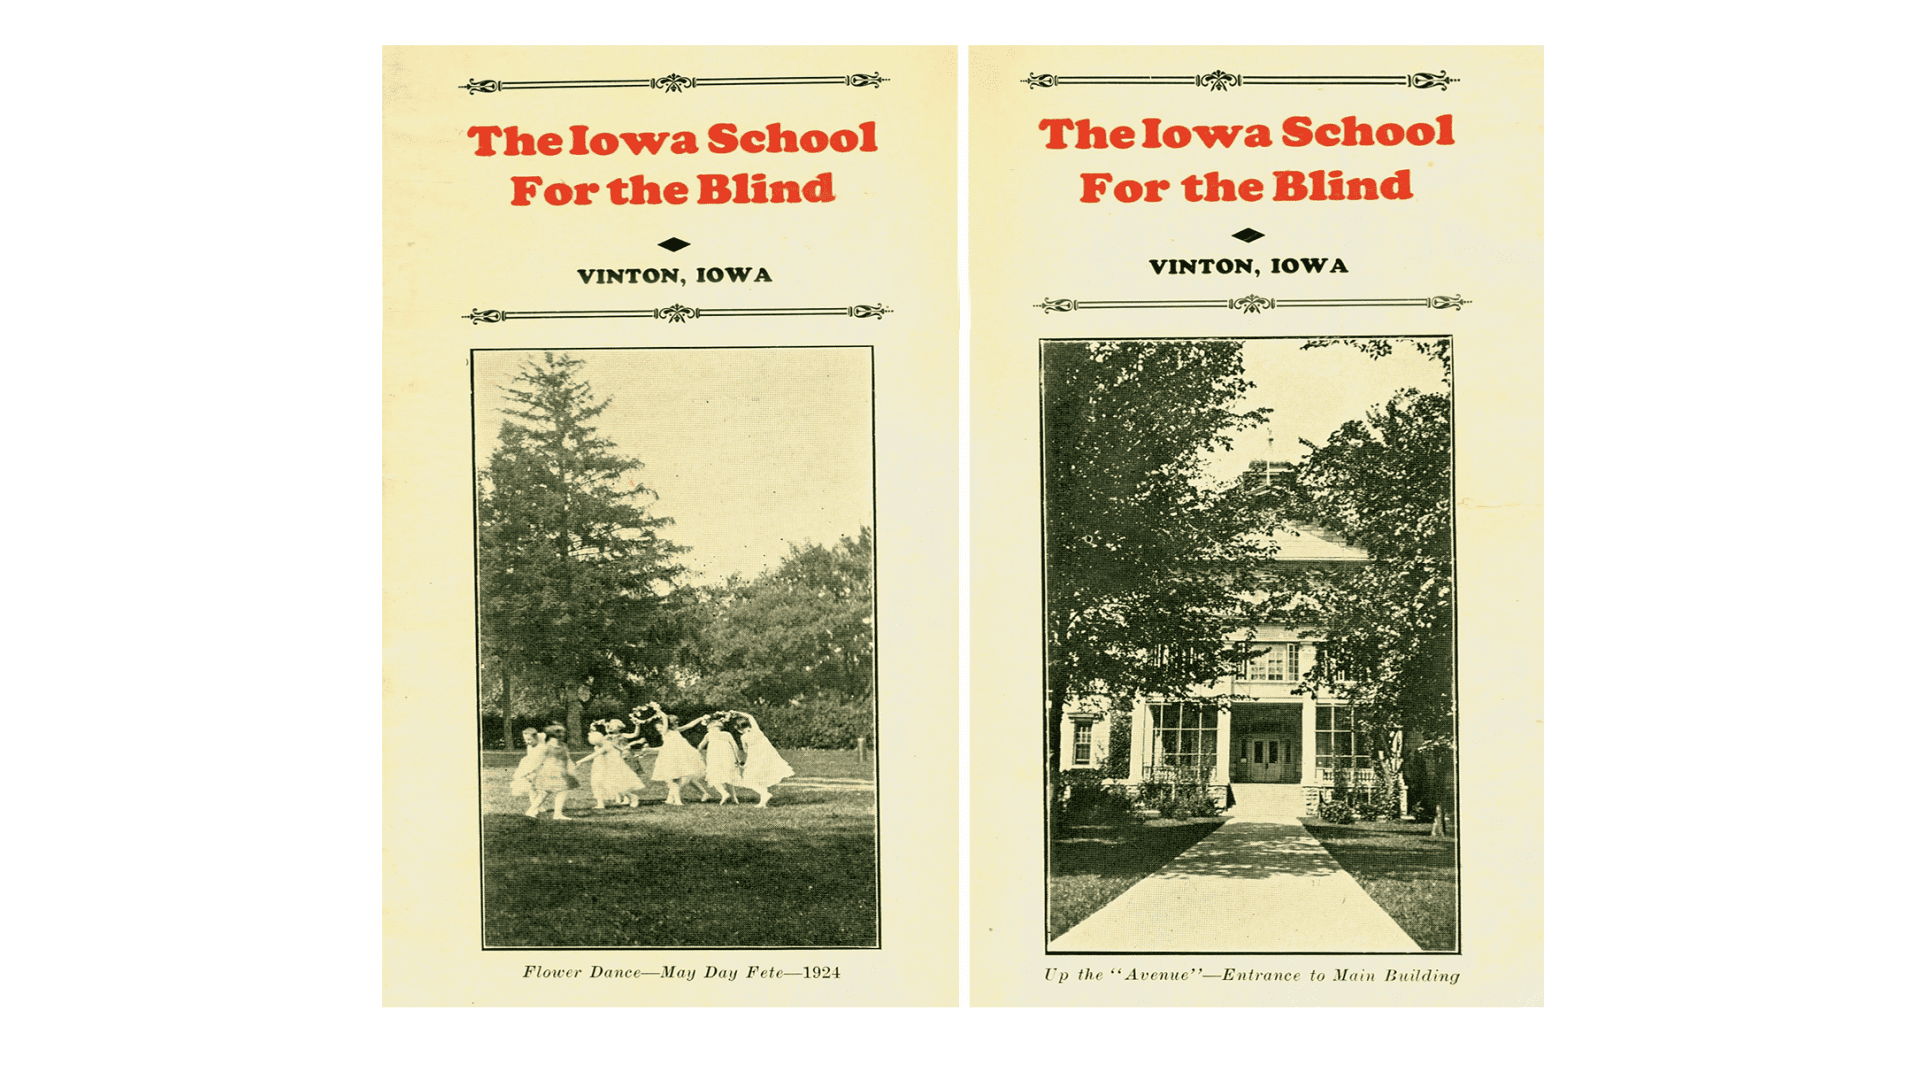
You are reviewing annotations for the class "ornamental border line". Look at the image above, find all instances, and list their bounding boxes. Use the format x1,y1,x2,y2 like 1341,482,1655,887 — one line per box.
1021,70,1457,91
1036,295,1469,314
460,73,887,94
463,304,892,324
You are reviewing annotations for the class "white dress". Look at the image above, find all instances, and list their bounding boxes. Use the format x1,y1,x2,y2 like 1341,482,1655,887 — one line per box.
740,726,795,789
588,732,646,800
704,730,743,786
509,739,543,797
653,726,706,781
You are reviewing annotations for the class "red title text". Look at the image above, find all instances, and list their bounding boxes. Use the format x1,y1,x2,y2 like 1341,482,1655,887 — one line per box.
466,121,878,207
1038,115,1453,205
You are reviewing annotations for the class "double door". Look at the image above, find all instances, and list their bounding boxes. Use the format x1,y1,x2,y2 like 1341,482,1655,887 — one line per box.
1233,704,1302,783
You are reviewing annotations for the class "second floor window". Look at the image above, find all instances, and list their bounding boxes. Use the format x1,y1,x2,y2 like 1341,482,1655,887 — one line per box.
1072,721,1094,766
1239,642,1300,682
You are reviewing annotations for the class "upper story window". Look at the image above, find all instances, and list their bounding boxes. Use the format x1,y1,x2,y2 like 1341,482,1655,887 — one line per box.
1072,721,1094,766
1239,642,1301,682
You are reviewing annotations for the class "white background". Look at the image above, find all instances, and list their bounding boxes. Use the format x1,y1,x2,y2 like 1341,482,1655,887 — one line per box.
6,2,1908,1072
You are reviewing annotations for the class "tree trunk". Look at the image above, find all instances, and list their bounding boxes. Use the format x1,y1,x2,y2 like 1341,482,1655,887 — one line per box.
1385,728,1406,818
501,669,513,752
1430,760,1453,837
566,695,584,746
1046,684,1066,809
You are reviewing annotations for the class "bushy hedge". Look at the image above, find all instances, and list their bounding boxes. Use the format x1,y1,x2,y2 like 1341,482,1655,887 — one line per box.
482,694,872,750
481,696,638,749
1130,780,1220,819
1054,777,1136,826
752,697,875,750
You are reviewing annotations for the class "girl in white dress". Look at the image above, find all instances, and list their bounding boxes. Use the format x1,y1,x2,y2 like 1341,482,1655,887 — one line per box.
639,703,714,805
733,711,795,807
525,725,581,820
697,714,743,804
509,727,544,804
584,722,646,808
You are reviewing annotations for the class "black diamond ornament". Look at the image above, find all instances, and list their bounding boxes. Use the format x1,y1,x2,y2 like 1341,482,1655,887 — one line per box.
658,237,691,252
1232,227,1264,243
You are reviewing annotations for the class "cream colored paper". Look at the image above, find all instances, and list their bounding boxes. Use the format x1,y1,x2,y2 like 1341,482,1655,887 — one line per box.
384,46,957,1006
969,46,1541,1006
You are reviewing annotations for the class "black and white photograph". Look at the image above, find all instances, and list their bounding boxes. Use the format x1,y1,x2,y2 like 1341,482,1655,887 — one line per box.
1044,336,1457,953
472,346,878,949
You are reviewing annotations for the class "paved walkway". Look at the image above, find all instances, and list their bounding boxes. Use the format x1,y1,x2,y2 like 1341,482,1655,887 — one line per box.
1050,785,1420,953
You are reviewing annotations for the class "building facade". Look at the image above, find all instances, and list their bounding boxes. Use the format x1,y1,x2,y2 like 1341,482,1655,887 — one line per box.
1058,521,1395,815
1128,627,1381,814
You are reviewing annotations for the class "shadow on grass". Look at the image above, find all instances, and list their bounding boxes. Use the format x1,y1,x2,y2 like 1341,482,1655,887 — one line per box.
482,784,876,948
1048,820,1224,940
1301,820,1458,951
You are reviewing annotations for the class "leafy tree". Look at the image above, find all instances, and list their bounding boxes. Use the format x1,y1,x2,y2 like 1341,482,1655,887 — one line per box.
1258,338,1456,833
1043,339,1274,785
476,352,688,744
689,528,874,710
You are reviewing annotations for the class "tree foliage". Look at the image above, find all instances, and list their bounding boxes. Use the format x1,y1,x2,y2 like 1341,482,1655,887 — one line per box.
687,528,875,709
1042,339,1274,777
1260,338,1455,757
476,352,688,741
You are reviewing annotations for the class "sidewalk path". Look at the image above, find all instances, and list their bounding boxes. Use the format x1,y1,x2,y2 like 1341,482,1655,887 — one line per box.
1050,788,1420,953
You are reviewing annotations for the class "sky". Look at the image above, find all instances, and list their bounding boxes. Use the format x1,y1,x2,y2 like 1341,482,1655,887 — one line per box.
1198,338,1451,488
473,347,872,585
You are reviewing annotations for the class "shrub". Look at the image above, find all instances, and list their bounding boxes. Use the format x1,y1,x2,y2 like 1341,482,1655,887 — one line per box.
754,695,874,750
1056,778,1136,825
1100,713,1132,778
1172,786,1220,818
1367,763,1405,820
1318,798,1357,824
1129,781,1170,813
1131,780,1218,819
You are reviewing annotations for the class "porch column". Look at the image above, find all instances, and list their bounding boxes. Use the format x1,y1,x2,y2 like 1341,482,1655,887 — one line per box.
1301,689,1319,788
1129,699,1150,784
1215,701,1233,788
1301,643,1320,789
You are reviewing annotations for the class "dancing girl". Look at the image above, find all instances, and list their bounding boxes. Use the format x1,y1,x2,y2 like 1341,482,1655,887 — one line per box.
583,719,646,809
697,713,744,805
509,726,544,806
636,703,716,805
524,724,581,820
731,711,795,807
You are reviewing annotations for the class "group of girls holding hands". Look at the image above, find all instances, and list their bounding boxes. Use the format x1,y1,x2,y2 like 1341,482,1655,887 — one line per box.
510,702,795,820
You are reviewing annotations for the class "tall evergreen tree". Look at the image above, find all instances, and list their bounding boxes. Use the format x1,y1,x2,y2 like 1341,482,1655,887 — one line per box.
476,352,687,744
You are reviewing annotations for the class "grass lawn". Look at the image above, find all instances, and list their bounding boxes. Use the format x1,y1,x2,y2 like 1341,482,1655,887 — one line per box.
1302,819,1458,951
1047,819,1225,940
481,763,876,948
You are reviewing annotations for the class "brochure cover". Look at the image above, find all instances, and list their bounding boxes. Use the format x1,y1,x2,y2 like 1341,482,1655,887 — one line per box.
968,46,1541,1006
383,45,959,1006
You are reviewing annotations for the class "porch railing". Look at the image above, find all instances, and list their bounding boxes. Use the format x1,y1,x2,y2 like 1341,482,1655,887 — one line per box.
1139,763,1219,785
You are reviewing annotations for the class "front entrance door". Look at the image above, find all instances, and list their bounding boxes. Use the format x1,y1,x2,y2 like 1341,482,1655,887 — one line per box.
1230,704,1302,783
